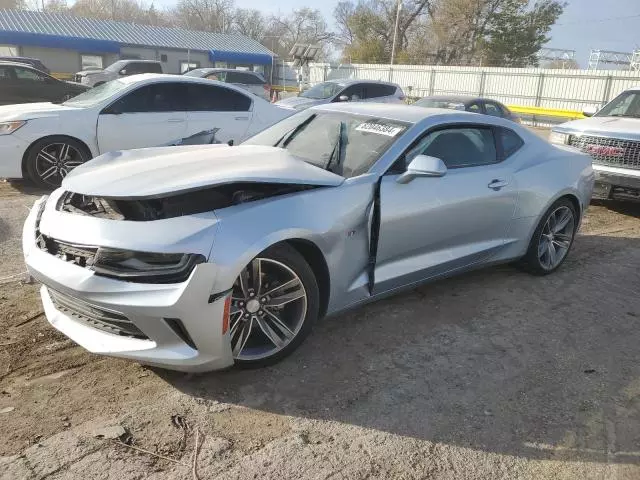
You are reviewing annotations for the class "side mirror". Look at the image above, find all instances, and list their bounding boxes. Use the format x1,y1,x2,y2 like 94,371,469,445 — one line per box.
227,139,234,146
338,95,349,102
119,69,127,75
397,155,447,184
582,106,598,117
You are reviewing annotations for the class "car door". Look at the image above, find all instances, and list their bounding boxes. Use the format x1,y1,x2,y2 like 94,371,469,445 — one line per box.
97,82,188,153
185,83,253,144
373,124,519,294
0,65,21,105
362,83,397,103
13,66,61,102
334,83,365,102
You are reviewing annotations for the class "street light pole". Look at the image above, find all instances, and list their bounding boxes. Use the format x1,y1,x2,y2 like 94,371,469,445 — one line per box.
390,0,402,66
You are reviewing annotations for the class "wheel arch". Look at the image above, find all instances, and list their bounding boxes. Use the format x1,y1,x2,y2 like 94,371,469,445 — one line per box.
525,191,583,247
21,134,93,178
284,238,330,319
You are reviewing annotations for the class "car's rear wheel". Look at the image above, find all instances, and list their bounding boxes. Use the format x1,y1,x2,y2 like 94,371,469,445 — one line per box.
230,244,319,368
520,198,577,275
25,136,91,188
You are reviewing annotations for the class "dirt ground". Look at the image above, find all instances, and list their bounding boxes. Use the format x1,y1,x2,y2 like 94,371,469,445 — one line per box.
1,178,640,480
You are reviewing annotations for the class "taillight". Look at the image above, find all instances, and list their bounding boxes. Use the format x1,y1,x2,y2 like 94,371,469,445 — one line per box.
222,295,231,334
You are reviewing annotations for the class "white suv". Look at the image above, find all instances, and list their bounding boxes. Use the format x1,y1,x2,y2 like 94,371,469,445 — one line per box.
184,68,270,100
276,80,406,110
74,60,163,87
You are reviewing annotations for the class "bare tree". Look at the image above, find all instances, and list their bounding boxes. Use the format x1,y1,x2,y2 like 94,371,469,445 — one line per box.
173,0,234,33
0,0,27,8
233,8,265,41
266,8,334,58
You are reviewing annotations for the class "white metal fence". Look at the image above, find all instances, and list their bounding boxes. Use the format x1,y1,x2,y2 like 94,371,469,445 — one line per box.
276,63,640,111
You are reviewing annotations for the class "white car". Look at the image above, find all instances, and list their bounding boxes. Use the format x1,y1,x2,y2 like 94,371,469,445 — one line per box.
74,59,163,88
0,74,293,187
183,68,270,101
276,79,406,111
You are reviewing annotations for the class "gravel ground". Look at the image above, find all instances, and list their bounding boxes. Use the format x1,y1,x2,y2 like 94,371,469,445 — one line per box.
1,178,640,479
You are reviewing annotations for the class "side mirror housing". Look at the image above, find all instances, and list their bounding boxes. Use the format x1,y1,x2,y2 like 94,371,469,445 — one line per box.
582,106,598,117
338,95,349,102
119,69,127,75
397,155,447,184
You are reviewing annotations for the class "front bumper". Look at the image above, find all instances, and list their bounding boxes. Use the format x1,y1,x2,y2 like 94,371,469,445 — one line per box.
0,132,30,179
592,164,640,202
22,197,234,372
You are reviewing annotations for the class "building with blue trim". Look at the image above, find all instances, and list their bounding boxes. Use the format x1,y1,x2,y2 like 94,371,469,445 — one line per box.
0,9,275,75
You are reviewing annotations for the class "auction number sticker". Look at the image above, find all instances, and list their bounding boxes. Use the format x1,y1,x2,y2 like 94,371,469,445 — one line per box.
355,121,404,137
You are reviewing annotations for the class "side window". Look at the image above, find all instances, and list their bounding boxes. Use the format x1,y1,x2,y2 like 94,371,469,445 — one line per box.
468,102,482,113
225,71,243,83
14,67,46,81
206,71,226,82
110,83,188,113
145,63,162,73
498,128,524,158
406,126,497,169
364,83,396,99
485,102,505,117
240,73,265,85
339,84,364,101
0,66,13,81
186,84,251,112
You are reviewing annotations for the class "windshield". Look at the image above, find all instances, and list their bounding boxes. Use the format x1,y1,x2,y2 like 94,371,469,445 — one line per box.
595,91,640,118
299,82,344,100
243,110,410,178
104,61,126,73
63,80,128,107
415,98,466,110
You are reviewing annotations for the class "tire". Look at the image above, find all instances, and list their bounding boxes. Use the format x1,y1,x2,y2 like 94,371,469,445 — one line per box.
25,136,92,189
231,243,320,369
519,198,578,275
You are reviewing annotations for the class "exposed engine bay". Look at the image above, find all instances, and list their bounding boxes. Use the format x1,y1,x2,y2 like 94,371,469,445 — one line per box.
57,183,317,221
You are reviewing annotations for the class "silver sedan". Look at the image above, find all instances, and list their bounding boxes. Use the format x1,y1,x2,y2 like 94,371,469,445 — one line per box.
23,103,595,371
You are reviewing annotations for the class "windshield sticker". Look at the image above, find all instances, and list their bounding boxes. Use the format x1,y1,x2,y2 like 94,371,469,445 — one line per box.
355,122,404,137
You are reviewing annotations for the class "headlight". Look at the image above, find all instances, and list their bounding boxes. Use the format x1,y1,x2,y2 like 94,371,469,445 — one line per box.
0,121,26,135
549,131,570,145
92,248,206,283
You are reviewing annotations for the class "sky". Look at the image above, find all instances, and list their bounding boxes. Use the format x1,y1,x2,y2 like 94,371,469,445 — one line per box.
157,0,640,67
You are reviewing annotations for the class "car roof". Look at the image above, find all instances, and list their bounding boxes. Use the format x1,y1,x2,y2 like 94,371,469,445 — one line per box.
190,68,259,74
310,102,482,123
117,73,258,95
322,78,400,88
0,60,37,68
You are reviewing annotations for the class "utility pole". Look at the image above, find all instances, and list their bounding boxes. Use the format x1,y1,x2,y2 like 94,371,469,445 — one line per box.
390,0,402,66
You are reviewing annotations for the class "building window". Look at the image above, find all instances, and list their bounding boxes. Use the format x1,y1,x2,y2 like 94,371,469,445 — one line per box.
160,54,168,62
0,45,18,56
81,54,103,70
180,61,200,73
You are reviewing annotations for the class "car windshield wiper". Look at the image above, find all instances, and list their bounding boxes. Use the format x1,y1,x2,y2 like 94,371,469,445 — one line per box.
325,121,345,174
274,114,316,148
607,113,640,118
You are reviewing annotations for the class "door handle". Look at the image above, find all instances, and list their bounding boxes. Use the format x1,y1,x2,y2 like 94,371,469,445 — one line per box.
488,179,508,190
234,116,249,121
167,118,184,123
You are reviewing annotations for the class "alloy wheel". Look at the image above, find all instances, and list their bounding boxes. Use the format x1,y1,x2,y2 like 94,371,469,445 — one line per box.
35,142,85,187
537,205,575,270
230,258,308,361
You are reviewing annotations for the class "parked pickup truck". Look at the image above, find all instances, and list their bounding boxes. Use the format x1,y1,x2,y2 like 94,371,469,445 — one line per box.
550,87,640,202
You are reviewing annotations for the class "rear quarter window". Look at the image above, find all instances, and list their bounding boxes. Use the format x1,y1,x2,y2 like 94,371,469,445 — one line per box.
499,128,524,158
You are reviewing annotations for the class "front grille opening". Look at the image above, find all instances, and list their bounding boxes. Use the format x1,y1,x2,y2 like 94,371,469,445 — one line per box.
165,318,197,350
49,289,148,340
569,134,640,170
36,234,97,268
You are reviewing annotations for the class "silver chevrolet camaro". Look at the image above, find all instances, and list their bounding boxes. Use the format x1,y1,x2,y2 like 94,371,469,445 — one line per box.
23,103,594,372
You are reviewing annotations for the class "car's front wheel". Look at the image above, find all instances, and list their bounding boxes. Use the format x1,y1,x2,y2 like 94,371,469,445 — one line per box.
520,198,578,275
230,244,319,368
25,136,91,188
